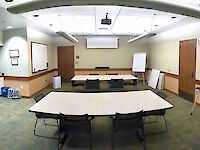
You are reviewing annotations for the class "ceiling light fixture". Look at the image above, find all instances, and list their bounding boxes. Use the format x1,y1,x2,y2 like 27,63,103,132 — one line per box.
56,32,79,43
6,26,13,29
127,33,156,43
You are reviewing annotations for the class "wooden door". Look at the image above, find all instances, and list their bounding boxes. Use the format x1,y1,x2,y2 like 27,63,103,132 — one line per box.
179,39,196,102
57,46,74,81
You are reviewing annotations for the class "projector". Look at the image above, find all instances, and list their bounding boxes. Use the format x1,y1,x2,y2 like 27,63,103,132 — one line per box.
101,13,112,25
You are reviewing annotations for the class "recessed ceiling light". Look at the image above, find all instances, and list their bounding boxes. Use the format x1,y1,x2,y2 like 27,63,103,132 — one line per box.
49,24,53,26
5,0,13,2
154,25,158,26
6,26,13,29
33,15,39,17
171,16,177,19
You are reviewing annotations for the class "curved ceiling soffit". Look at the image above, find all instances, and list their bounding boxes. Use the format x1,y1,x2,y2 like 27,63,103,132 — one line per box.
7,0,200,19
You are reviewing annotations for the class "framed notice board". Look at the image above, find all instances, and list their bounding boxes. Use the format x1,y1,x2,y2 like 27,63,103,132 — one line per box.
31,42,48,73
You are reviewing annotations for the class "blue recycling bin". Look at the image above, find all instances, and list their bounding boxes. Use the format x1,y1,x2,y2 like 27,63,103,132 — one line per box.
1,87,10,97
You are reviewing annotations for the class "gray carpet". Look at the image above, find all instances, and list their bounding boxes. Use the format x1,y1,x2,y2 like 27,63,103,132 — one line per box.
0,82,200,150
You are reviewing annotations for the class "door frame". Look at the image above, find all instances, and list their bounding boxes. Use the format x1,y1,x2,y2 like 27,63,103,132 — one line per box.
178,39,197,102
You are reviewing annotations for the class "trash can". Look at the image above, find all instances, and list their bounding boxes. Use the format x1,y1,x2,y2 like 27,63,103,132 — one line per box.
1,87,10,97
53,76,61,89
7,88,21,99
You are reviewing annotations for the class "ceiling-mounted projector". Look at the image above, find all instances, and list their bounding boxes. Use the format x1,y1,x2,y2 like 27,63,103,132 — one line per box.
101,13,112,25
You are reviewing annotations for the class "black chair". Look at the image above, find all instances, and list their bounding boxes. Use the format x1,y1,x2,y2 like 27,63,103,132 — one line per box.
74,89,100,93
89,73,99,75
33,94,59,139
72,81,85,87
103,89,127,92
58,113,93,150
143,92,168,135
107,73,118,75
109,79,124,89
86,79,100,90
111,111,146,150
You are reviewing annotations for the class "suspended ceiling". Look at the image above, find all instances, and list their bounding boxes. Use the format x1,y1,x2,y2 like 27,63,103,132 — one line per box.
0,0,200,36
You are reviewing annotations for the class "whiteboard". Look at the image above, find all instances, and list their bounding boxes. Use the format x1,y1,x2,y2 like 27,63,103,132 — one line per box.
31,42,48,73
86,36,118,49
132,52,146,72
148,69,160,89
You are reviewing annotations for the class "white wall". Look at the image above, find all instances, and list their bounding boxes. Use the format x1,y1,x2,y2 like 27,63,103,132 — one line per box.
27,27,57,76
0,28,29,77
73,36,149,68
148,21,200,80
0,31,3,46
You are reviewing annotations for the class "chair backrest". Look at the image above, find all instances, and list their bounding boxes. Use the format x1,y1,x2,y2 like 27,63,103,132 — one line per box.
59,113,90,133
86,79,100,89
107,73,118,75
110,79,124,88
89,73,99,75
156,92,167,100
114,111,144,130
33,93,45,103
104,89,127,92
60,113,89,122
74,89,100,93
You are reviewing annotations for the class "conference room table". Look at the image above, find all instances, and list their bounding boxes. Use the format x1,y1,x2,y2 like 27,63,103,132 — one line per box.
71,74,138,86
29,90,173,116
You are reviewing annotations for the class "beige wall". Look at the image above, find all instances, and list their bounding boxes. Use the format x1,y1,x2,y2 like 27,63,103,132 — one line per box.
74,36,149,68
4,70,58,97
148,20,200,104
164,75,179,94
0,28,29,77
148,21,200,79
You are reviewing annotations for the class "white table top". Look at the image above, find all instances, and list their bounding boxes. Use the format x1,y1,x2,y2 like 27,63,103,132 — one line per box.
29,90,173,116
71,74,137,81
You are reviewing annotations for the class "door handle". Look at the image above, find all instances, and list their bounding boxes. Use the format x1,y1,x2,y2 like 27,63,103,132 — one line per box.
192,72,195,78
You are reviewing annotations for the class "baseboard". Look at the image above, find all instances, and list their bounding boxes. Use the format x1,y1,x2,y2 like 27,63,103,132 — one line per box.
164,88,178,96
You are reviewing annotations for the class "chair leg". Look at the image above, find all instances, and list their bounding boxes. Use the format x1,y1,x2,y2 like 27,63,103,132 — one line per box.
34,118,38,135
89,132,93,150
34,118,59,139
44,119,46,125
43,119,58,126
144,114,168,136
144,116,158,124
111,131,115,150
110,121,115,150
58,124,61,150
163,115,168,132
142,130,146,150
56,119,59,126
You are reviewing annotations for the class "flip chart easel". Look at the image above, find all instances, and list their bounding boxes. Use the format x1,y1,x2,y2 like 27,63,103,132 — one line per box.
132,52,146,84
